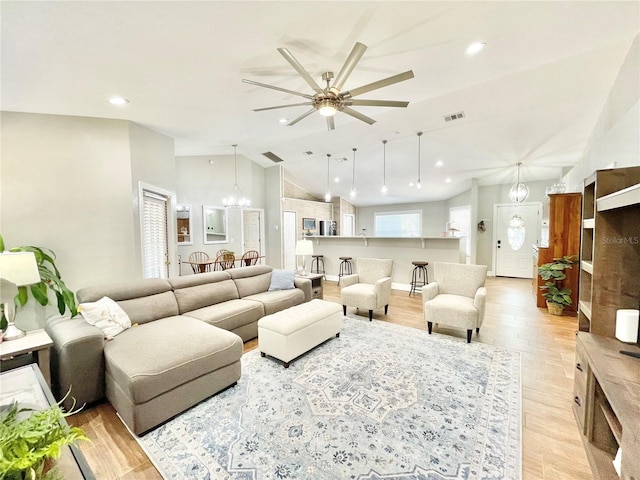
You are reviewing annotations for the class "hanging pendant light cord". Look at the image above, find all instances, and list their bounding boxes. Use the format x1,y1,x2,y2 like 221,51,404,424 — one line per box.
383,140,387,185
352,148,357,193
417,132,423,186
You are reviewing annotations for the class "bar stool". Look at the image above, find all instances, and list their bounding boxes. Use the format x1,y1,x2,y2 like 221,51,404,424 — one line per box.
409,261,429,296
311,255,325,275
338,256,353,283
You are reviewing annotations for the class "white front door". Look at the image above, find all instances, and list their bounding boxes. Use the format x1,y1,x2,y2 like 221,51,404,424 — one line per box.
283,211,297,271
494,203,540,278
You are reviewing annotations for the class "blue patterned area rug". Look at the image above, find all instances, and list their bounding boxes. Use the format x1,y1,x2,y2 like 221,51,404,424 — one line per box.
137,316,521,479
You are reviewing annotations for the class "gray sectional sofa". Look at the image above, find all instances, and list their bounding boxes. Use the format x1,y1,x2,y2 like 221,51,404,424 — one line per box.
45,265,311,434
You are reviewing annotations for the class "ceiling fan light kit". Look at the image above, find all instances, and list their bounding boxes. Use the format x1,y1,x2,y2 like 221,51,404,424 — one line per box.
243,42,414,130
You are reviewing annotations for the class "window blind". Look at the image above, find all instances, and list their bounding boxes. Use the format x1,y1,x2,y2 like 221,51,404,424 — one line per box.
142,190,169,279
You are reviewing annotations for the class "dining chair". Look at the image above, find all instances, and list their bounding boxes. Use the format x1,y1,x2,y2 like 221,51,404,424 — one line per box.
188,251,211,274
214,251,235,270
240,250,260,266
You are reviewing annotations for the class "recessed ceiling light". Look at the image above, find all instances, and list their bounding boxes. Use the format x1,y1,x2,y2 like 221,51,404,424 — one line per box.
334,177,340,183
445,178,452,183
436,160,444,167
279,118,288,124
108,96,129,105
408,181,414,187
466,42,486,55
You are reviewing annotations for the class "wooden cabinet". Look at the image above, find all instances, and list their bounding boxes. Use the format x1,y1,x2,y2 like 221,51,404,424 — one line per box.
574,166,640,480
578,166,640,336
574,333,640,480
533,193,582,313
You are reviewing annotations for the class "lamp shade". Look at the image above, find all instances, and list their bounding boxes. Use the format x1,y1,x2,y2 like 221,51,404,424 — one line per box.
0,251,40,286
295,239,314,256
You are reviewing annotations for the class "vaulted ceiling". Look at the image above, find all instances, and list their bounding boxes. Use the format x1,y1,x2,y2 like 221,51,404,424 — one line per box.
2,1,638,205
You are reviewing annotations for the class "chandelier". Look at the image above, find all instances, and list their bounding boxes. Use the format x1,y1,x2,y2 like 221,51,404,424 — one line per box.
222,145,250,208
508,162,529,203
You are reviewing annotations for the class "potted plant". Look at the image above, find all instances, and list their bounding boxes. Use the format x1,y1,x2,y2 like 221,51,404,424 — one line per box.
538,255,578,315
0,235,77,333
0,401,88,479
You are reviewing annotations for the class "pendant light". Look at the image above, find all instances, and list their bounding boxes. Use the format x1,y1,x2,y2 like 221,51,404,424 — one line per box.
381,140,388,195
416,132,423,190
222,145,250,208
324,154,332,202
350,148,357,199
508,162,529,203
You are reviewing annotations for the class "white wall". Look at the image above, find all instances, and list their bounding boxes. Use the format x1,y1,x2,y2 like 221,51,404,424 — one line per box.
0,112,176,328
264,165,283,268
174,154,266,274
563,35,640,191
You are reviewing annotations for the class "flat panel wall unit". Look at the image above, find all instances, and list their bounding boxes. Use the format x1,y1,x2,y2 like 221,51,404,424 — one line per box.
578,166,640,337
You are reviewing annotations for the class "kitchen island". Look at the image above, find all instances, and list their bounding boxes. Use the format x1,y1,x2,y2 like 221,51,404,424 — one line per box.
308,236,465,290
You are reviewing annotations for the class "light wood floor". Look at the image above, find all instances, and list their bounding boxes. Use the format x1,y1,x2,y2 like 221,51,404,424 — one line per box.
68,277,592,479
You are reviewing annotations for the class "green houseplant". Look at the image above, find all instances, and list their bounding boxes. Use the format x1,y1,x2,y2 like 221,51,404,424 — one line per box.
0,235,77,332
537,255,578,315
0,401,88,479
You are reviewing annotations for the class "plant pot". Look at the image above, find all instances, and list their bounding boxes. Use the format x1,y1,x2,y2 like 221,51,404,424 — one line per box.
546,301,564,316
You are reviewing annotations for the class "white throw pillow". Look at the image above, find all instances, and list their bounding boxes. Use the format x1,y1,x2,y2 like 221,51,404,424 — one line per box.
78,296,131,340
268,269,295,291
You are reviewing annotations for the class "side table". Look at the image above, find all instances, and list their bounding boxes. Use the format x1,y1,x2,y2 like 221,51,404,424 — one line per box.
297,273,324,299
0,329,53,387
0,364,95,479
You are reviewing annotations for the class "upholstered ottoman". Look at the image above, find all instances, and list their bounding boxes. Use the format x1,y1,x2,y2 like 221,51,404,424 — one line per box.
104,317,243,435
258,299,343,368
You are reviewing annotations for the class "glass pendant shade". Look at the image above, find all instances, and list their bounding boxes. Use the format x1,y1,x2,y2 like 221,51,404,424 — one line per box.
508,162,529,203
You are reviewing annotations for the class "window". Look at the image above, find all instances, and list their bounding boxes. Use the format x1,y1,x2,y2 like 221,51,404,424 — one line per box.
374,211,421,237
141,189,169,279
507,214,526,251
449,205,471,262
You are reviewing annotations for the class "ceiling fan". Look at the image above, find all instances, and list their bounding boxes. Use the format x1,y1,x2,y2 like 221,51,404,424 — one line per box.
242,42,414,130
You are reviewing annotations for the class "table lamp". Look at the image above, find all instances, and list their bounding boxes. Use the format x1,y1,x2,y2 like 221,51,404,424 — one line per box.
0,251,41,341
295,238,314,276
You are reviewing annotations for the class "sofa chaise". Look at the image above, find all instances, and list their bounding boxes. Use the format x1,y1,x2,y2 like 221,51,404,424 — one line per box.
45,265,311,434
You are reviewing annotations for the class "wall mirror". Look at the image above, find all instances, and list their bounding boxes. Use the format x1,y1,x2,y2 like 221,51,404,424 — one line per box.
176,205,193,245
203,205,228,244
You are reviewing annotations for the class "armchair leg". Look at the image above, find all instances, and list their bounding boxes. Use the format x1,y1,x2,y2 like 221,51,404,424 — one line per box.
368,310,373,322
466,330,472,343
343,305,346,316
384,304,388,315
476,327,480,333
427,321,433,334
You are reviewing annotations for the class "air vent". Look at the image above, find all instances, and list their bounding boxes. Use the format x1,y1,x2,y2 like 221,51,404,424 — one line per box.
262,152,284,163
335,157,348,163
444,111,465,122
303,151,314,156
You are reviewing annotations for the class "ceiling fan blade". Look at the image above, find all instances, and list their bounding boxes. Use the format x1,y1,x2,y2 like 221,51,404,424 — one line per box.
253,102,313,112
277,48,324,94
326,116,335,131
347,99,409,108
344,70,415,98
288,108,317,126
242,79,314,99
340,106,376,125
331,42,367,92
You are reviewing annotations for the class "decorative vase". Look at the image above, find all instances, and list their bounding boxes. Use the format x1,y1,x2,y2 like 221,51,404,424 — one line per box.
546,301,564,316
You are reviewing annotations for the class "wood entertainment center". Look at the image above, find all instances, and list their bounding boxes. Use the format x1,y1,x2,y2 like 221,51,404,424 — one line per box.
574,166,640,480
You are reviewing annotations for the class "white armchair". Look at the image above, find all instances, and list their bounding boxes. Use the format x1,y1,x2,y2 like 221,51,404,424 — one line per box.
340,257,393,321
422,262,488,343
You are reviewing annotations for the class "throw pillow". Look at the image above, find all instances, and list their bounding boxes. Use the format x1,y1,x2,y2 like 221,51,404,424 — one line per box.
78,296,132,340
268,269,295,291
